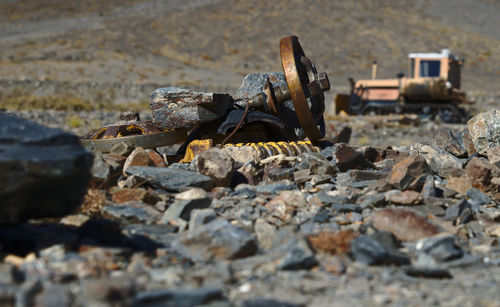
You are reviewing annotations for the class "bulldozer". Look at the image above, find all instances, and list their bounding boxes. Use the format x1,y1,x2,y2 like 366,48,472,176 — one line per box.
335,49,470,123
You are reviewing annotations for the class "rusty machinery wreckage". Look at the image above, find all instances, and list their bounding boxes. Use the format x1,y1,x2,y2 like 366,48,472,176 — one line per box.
82,36,335,161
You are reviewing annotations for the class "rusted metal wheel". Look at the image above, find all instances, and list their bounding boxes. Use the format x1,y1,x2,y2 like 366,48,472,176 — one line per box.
280,35,324,141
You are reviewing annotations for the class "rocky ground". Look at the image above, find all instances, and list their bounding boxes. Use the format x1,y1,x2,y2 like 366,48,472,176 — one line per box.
2,107,500,306
1,1,500,306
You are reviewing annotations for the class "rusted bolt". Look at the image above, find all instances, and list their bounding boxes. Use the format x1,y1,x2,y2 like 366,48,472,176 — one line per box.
119,111,140,122
317,72,330,91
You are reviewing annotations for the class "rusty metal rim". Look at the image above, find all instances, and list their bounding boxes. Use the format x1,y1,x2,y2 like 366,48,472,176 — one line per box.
80,128,187,153
280,35,323,141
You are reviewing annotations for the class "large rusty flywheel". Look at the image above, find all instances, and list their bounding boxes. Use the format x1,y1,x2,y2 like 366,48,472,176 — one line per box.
280,35,330,141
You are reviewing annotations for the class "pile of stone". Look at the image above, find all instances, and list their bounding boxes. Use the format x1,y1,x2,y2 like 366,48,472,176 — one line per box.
0,110,499,305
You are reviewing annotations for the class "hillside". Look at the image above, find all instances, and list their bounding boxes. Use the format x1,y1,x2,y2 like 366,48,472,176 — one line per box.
0,0,498,111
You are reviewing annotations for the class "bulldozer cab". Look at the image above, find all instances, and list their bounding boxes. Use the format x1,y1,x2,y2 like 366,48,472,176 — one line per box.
408,49,462,89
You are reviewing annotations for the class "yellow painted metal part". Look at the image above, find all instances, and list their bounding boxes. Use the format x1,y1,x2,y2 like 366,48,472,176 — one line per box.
179,139,214,163
180,139,320,163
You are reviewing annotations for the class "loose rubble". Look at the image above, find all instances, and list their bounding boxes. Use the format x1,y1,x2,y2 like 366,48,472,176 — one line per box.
2,105,500,305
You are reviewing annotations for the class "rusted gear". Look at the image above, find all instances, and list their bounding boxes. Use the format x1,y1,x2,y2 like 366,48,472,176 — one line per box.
280,35,329,141
80,121,187,152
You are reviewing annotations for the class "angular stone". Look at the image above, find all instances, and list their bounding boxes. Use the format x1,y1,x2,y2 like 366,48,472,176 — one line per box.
466,109,500,154
82,277,135,303
405,267,452,279
465,157,500,194
123,147,153,175
122,224,178,248
161,197,211,222
133,288,225,307
386,190,422,206
267,167,295,181
274,234,318,270
350,232,410,265
446,176,472,195
415,234,464,262
35,285,70,307
150,87,233,128
111,188,160,205
145,149,167,167
0,113,93,223
90,152,118,186
188,208,216,230
387,155,429,190
175,187,209,200
455,129,477,156
371,208,440,242
421,175,437,199
306,230,356,255
191,148,234,187
426,150,464,177
125,166,214,192
297,152,335,175
110,142,133,156
321,143,366,172
358,193,386,209
433,128,467,158
255,181,296,194
234,72,286,100
466,188,492,206
179,218,257,260
486,145,500,165
242,298,301,307
102,202,162,224
293,169,312,184
265,191,306,223
254,218,277,250
445,199,475,225
223,146,260,168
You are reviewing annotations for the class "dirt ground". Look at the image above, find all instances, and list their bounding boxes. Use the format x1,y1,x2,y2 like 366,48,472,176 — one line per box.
1,1,500,305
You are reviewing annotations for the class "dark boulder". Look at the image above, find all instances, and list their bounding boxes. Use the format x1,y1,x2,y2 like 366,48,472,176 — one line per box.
0,112,93,223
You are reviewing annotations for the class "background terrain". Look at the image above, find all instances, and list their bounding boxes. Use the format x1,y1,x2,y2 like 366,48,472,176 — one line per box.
1,0,499,105
0,0,499,146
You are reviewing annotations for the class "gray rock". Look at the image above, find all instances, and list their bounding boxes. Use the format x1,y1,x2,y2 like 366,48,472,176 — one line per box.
0,112,93,223
445,199,475,225
254,218,278,250
234,72,287,100
132,287,225,307
421,175,437,199
467,109,500,154
350,232,410,266
190,148,234,187
414,234,464,263
125,166,214,192
35,285,71,307
161,197,211,222
466,188,492,206
357,193,386,209
179,218,258,260
242,298,303,307
0,264,24,285
102,202,162,224
433,128,467,158
123,224,178,248
271,231,317,270
255,181,296,194
189,208,216,230
150,87,233,128
232,231,317,272
405,266,452,279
